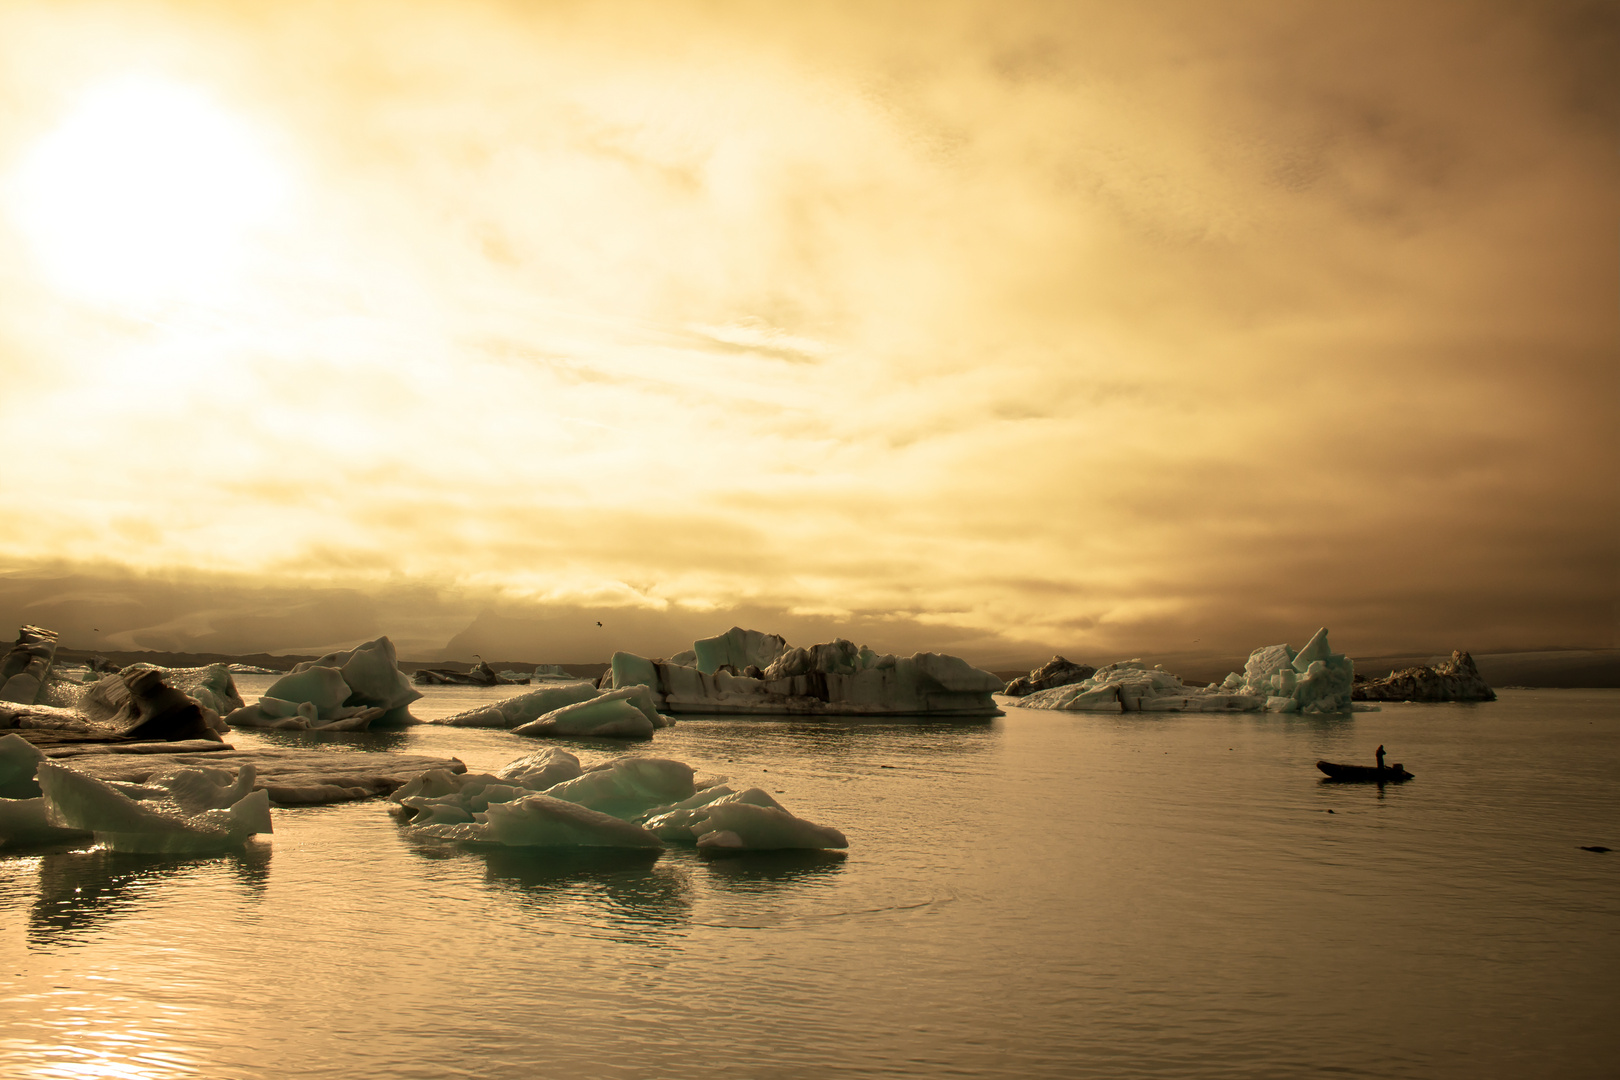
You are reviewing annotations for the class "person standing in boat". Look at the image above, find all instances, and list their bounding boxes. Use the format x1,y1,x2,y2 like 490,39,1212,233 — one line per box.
1375,744,1386,770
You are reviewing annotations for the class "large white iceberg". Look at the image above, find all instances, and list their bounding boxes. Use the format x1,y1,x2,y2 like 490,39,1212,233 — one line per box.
1012,627,1355,715
34,760,272,853
225,636,422,730
610,627,1003,716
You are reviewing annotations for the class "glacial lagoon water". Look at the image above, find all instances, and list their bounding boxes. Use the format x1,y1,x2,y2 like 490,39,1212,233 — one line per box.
3,684,1616,1079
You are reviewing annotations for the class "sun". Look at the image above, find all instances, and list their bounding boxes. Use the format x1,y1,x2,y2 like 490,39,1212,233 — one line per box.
9,74,288,308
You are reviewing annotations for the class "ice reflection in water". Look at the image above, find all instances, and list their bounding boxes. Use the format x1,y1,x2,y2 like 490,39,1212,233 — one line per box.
27,843,271,946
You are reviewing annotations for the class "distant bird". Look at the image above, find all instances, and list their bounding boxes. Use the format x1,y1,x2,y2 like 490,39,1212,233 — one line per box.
596,621,603,627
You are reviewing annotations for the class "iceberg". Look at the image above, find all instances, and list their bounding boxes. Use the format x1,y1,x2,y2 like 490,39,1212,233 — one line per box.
609,626,1003,716
0,625,59,705
1011,628,1356,715
413,796,664,848
690,801,849,851
511,685,668,740
91,663,245,719
393,750,846,851
35,760,272,853
392,756,670,848
539,757,696,817
429,680,600,728
225,636,421,730
76,664,240,738
495,747,585,790
1,794,91,848
0,732,46,798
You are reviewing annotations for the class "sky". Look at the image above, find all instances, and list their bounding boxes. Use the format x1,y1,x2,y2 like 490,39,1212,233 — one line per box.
0,0,1614,666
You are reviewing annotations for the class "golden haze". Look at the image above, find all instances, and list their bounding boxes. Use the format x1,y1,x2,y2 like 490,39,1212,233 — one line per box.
0,0,1614,664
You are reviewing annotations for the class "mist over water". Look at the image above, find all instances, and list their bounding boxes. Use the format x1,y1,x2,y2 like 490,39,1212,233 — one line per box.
3,686,1616,1079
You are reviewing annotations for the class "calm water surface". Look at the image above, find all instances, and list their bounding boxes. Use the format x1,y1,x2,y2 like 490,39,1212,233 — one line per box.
3,686,1616,1079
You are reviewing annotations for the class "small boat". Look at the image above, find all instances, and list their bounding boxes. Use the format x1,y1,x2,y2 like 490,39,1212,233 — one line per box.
1317,760,1413,783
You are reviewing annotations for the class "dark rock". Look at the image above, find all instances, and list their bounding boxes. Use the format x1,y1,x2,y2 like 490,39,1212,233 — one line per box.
1351,650,1496,702
1003,656,1097,697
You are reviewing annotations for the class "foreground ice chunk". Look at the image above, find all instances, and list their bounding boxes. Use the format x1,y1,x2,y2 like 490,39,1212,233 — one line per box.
36,761,272,853
540,757,696,817
475,796,663,848
0,732,46,798
115,663,244,718
407,793,663,848
1,795,92,847
691,802,849,850
639,785,785,841
494,748,584,790
395,751,845,851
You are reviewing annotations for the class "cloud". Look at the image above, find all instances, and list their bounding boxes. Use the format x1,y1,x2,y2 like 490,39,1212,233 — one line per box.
0,0,1612,661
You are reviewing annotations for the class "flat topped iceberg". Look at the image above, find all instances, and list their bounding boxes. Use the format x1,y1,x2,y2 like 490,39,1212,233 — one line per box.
1012,628,1356,715
610,626,1003,716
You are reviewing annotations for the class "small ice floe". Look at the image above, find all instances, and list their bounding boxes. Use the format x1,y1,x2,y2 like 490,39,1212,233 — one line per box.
224,636,421,730
511,685,671,740
637,785,848,850
392,749,847,851
31,760,271,854
392,753,667,849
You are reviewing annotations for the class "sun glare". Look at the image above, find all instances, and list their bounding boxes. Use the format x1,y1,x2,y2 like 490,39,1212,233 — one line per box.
9,74,288,308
